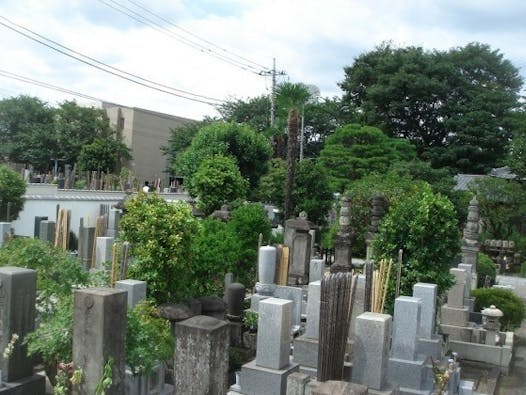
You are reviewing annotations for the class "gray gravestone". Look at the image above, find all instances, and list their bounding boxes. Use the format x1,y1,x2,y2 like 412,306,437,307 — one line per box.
309,258,325,283
33,216,48,238
293,280,321,370
273,285,303,328
412,282,437,339
0,222,10,247
107,208,121,238
39,220,55,243
0,267,37,381
285,214,312,285
352,312,392,390
115,279,147,309
175,315,229,395
390,296,422,360
95,236,115,269
330,197,354,274
447,268,468,308
72,287,127,395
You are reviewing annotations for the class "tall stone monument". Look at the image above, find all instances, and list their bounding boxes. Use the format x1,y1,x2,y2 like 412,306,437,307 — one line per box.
461,196,480,286
365,194,388,260
284,212,312,285
330,196,354,273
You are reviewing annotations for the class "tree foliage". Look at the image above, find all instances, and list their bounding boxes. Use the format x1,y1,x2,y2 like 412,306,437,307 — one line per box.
0,164,26,221
0,95,55,170
175,122,272,193
372,185,460,312
217,95,271,133
472,287,526,331
192,155,248,215
340,42,523,173
119,194,199,304
469,177,526,240
345,172,427,257
257,158,333,225
506,107,526,178
77,137,131,172
319,124,416,192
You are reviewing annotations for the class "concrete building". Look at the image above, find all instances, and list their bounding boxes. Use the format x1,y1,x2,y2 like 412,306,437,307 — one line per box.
102,102,195,188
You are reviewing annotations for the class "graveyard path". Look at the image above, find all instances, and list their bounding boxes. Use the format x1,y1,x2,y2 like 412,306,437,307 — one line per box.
495,309,526,394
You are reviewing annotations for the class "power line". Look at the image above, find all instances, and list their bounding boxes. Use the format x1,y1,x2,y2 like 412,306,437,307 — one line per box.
0,68,104,102
123,0,270,72
96,0,266,75
0,15,224,105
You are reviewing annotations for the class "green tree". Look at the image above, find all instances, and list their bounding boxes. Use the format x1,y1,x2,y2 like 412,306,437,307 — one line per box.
119,194,199,304
54,101,114,166
345,172,427,257
257,158,333,225
340,43,523,173
77,136,132,172
275,82,311,219
506,107,526,178
217,95,271,133
0,164,26,221
319,124,417,192
163,120,211,175
469,177,526,240
372,185,460,312
0,95,55,170
192,155,249,215
175,122,272,193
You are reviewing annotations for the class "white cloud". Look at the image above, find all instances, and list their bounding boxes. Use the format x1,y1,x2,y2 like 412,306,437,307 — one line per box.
0,0,524,120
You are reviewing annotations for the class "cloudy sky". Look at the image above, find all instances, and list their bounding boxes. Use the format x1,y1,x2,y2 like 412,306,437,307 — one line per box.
0,0,525,120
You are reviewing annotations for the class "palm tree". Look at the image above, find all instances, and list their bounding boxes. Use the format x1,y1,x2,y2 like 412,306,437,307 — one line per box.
275,82,311,220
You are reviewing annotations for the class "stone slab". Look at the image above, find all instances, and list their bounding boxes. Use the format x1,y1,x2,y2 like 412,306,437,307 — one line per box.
310,380,368,395
440,305,469,326
239,359,299,395
274,285,303,328
293,335,319,368
388,358,427,390
448,340,512,374
416,336,442,360
309,259,324,284
439,324,473,342
391,296,421,360
286,372,311,395
412,283,437,339
305,281,321,339
0,373,46,395
115,279,147,309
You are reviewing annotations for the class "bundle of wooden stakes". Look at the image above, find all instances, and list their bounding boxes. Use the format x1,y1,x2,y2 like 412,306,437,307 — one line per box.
371,258,393,313
54,208,71,251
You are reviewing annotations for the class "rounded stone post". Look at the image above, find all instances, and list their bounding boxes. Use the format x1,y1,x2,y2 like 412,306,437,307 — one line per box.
256,245,277,295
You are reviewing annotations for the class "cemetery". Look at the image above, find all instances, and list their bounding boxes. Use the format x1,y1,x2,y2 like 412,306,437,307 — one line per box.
0,180,525,395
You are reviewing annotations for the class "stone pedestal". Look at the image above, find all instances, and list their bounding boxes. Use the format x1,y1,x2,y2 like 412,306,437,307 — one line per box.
72,288,127,395
175,315,229,395
95,236,114,268
352,312,392,391
239,359,298,395
115,280,147,309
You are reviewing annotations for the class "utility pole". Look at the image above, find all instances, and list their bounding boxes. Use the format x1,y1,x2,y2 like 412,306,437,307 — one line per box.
259,58,285,127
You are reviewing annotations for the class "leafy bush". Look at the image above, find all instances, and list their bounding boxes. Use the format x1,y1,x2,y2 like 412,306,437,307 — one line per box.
477,252,497,287
373,185,460,312
0,164,26,221
126,301,174,376
190,218,243,296
192,155,248,215
227,204,272,289
521,262,526,278
120,193,199,304
472,287,526,331
0,238,88,317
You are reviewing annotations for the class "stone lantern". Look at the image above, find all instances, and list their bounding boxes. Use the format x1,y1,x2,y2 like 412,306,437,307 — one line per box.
481,305,503,346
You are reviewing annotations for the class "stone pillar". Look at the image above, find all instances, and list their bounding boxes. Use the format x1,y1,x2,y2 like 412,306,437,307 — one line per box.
256,245,277,295
461,196,480,286
0,222,11,247
115,279,147,309
330,196,354,273
72,288,127,395
352,312,392,390
95,236,115,269
0,267,37,381
309,258,325,283
79,224,95,269
285,212,312,285
39,220,55,243
349,274,366,339
458,263,475,310
33,216,48,238
440,268,471,342
239,298,298,395
412,283,437,339
175,315,229,394
293,281,321,372
225,282,245,347
388,296,432,392
365,194,388,260
107,208,121,238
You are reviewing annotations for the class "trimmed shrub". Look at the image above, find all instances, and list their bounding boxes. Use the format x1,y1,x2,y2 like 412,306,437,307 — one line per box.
472,287,526,331
477,252,497,287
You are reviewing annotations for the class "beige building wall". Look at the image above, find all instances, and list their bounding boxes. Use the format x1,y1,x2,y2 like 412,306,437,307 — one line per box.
103,102,194,187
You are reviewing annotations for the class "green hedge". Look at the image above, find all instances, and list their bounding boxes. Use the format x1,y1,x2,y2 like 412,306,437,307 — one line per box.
472,287,526,331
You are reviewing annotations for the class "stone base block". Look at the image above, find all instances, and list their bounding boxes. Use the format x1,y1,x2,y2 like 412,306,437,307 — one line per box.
459,380,475,395
440,324,472,342
298,365,317,377
388,358,428,390
239,359,299,395
308,380,368,395
293,335,319,368
0,374,46,395
440,305,469,326
250,294,271,312
417,336,443,360
398,388,431,395
368,389,399,395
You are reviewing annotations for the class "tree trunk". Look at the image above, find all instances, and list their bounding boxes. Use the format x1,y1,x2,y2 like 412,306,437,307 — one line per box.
284,108,299,220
